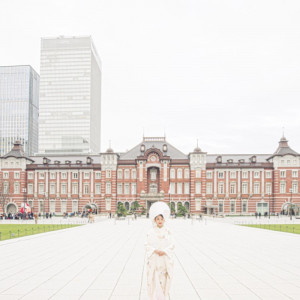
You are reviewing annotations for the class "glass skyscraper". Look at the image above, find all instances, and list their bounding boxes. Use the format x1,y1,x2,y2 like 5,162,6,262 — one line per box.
0,65,39,156
39,36,102,154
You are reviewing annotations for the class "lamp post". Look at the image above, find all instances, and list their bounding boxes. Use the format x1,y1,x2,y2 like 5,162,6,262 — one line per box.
268,191,271,219
289,188,293,220
43,191,46,219
22,188,27,220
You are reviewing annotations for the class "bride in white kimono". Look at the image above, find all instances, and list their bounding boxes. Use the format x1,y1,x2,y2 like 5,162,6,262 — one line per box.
145,202,175,300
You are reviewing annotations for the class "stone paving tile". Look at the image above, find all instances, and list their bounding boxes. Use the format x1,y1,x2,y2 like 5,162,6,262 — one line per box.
0,217,300,299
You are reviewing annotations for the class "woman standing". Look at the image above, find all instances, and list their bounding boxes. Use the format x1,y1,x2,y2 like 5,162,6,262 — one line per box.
145,202,175,300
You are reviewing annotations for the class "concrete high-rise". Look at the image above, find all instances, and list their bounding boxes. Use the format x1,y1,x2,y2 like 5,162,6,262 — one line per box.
0,65,39,156
39,36,102,154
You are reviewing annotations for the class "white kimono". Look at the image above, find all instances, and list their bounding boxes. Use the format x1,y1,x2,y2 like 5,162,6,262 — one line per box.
145,225,175,300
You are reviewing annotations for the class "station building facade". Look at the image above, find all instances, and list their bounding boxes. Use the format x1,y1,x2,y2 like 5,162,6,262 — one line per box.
0,136,299,216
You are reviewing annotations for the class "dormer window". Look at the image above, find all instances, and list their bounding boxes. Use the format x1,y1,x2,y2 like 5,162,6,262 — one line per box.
65,160,71,165
250,156,256,163
216,156,222,163
140,144,145,152
76,160,82,165
163,144,168,152
86,157,92,164
54,160,60,165
239,159,245,163
227,159,233,163
43,157,50,165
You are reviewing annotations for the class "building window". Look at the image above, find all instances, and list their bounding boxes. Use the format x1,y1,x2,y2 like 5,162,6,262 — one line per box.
218,201,224,213
84,184,90,194
106,170,111,178
242,201,247,213
254,182,260,194
3,172,9,179
131,169,136,179
50,183,56,194
184,182,190,194
117,169,123,179
61,200,67,214
106,182,111,194
292,182,298,194
218,171,224,179
230,171,236,179
206,182,212,194
50,172,56,179
280,170,286,178
195,182,201,194
61,183,67,194
206,171,212,179
95,172,101,179
170,182,175,194
230,201,235,213
242,171,248,179
218,183,224,194
177,169,183,179
72,183,78,194
49,200,55,213
72,201,78,213
170,168,175,179
266,171,272,178
39,172,45,179
28,172,34,179
149,183,158,193
131,183,137,194
39,183,45,195
84,172,90,179
106,198,111,211
14,172,20,179
265,183,272,194
61,172,67,179
230,182,236,194
3,182,9,194
124,169,130,179
242,182,248,194
72,172,78,179
196,198,201,210
292,170,298,178
27,184,33,195
177,183,182,194
117,183,123,194
184,169,189,179
280,181,286,193
195,169,201,178
95,184,101,194
150,168,157,180
124,184,130,194
254,171,260,178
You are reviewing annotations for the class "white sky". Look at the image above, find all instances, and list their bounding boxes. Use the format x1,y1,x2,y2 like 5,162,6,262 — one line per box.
1,0,300,155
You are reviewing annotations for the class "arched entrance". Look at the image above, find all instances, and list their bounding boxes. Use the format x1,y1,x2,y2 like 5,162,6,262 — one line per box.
184,202,190,212
282,202,299,216
6,203,17,214
84,203,98,213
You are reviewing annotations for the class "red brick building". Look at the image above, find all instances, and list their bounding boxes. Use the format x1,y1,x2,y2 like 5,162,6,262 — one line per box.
0,136,299,216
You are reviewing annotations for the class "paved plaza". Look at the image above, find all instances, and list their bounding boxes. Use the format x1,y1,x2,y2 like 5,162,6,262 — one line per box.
0,217,300,300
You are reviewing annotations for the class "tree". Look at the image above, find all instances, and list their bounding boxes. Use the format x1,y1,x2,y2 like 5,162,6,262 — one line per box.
0,179,10,213
116,202,127,217
131,200,140,212
176,202,188,217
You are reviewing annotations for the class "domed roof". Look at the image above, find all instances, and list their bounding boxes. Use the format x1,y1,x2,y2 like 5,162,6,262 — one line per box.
106,147,114,153
193,146,202,153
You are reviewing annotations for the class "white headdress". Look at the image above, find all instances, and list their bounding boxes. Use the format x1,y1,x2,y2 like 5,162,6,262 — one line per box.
149,201,170,223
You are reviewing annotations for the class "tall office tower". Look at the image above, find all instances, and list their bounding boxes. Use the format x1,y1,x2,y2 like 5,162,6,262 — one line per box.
39,36,102,154
0,65,39,156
